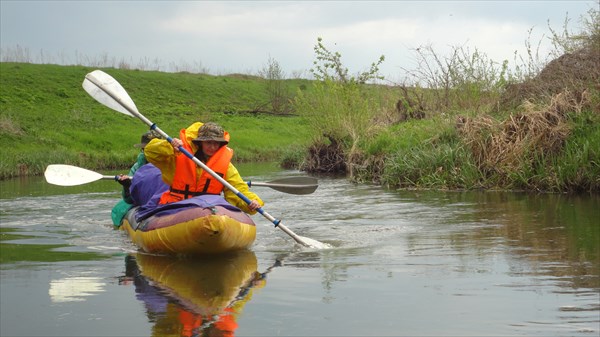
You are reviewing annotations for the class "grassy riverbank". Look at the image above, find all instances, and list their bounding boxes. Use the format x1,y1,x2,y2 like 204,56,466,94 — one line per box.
0,55,600,192
290,17,599,193
0,63,313,178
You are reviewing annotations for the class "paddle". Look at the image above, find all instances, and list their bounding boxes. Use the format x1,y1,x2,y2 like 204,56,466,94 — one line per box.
247,176,318,195
45,164,318,195
44,164,117,186
82,69,329,249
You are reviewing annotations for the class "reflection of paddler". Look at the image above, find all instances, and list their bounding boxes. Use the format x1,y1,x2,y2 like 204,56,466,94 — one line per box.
128,250,267,337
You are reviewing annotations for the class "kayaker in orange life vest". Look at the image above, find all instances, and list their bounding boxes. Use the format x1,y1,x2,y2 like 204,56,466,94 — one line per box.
143,122,264,214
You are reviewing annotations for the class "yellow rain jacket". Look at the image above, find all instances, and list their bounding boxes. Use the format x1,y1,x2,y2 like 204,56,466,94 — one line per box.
144,122,264,214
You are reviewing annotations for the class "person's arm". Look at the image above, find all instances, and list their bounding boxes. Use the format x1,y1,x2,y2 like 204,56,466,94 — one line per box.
117,174,133,202
118,152,148,203
142,138,177,185
223,164,264,214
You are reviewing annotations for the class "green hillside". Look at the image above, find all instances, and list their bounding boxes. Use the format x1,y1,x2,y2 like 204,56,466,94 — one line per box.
0,63,313,179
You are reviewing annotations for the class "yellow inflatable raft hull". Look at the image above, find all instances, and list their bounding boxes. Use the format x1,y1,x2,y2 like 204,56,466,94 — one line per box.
121,206,256,255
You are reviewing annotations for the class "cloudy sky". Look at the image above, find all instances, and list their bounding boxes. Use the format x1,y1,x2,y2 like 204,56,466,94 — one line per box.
1,0,596,81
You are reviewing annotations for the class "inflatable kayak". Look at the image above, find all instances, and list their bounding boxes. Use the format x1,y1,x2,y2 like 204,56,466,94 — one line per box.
119,164,256,255
121,202,256,255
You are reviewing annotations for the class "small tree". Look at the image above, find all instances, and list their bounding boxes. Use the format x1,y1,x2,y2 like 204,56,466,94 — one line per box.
311,37,385,84
259,56,290,114
295,37,386,174
548,7,600,58
401,43,506,113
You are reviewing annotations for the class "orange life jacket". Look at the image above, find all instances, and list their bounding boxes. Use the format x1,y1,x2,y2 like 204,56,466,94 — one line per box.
159,128,233,204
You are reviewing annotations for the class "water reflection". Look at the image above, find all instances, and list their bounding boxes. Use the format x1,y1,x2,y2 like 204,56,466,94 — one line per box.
120,250,272,337
49,276,106,303
397,190,600,327
434,192,599,289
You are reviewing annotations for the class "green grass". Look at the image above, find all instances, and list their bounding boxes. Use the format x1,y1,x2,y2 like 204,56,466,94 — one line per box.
1,63,598,193
375,119,482,190
548,111,600,192
0,63,313,178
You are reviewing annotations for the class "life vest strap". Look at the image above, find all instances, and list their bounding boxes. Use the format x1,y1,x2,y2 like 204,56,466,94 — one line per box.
169,185,209,199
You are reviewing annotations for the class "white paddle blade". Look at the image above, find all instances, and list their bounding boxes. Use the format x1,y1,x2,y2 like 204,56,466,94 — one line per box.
44,164,104,186
83,70,139,117
298,236,331,249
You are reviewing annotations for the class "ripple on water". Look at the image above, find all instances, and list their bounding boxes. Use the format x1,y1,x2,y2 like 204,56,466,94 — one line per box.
1,193,130,254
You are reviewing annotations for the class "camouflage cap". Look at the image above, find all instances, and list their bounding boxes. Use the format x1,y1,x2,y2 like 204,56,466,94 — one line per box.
134,130,162,148
192,122,229,144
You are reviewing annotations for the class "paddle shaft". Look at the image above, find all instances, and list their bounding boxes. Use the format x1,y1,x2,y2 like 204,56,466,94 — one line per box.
84,71,311,247
46,164,315,195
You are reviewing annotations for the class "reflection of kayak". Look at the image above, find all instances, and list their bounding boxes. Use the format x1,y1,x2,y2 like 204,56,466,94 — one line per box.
121,202,256,255
132,250,260,317
120,164,256,255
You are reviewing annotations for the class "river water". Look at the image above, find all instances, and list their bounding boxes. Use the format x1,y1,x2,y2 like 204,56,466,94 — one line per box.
1,163,598,337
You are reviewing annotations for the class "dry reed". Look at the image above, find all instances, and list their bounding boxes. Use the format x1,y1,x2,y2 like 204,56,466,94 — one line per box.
457,89,591,183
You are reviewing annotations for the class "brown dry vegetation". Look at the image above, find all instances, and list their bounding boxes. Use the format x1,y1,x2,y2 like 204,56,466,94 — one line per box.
499,44,600,111
0,118,24,137
457,89,593,184
455,39,598,187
